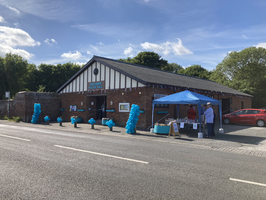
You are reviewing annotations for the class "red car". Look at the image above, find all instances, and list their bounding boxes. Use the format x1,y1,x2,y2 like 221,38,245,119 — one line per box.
222,108,266,127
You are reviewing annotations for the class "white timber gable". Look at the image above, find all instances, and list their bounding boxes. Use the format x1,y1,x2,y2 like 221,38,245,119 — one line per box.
61,62,145,93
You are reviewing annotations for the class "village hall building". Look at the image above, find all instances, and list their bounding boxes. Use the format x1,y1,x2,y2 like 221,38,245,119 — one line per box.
56,56,252,129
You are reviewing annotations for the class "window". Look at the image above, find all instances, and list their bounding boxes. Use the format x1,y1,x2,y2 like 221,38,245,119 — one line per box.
153,94,169,108
70,105,77,111
206,94,214,98
155,103,169,108
246,110,261,114
235,110,247,115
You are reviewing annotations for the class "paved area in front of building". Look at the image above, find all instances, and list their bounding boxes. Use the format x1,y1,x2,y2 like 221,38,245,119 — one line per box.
1,120,266,157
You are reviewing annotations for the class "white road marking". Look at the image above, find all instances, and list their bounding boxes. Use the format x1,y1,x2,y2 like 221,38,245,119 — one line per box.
229,178,266,187
55,145,149,164
0,133,31,142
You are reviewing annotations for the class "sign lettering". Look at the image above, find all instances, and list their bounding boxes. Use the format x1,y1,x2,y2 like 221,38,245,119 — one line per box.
88,81,105,91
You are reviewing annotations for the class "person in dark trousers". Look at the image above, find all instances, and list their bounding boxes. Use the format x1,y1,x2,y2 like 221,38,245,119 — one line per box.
212,112,216,136
204,102,214,138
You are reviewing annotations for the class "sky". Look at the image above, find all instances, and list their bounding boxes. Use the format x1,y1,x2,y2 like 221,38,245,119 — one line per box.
0,0,265,70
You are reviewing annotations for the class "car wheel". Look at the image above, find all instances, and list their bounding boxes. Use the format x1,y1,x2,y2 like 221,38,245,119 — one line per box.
223,118,231,125
256,120,265,127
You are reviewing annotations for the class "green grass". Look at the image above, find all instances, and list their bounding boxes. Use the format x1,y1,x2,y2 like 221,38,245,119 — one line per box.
2,116,22,122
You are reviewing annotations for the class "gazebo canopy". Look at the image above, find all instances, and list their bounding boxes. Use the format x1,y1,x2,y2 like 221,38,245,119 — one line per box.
153,90,221,105
152,90,222,132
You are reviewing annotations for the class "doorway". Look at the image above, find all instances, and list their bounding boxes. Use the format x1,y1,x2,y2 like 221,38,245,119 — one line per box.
96,96,106,119
222,98,230,114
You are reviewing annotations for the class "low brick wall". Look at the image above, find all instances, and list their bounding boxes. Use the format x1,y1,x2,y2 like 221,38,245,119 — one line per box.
0,91,60,122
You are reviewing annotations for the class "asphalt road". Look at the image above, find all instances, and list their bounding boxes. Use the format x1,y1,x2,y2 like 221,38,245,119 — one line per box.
0,123,266,199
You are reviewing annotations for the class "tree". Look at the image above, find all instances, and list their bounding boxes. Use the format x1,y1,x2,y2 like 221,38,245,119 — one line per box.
118,57,132,63
0,57,7,99
167,63,183,73
0,53,82,99
25,64,39,92
210,47,266,108
178,65,211,79
36,62,81,92
130,51,168,70
119,52,185,73
4,53,28,98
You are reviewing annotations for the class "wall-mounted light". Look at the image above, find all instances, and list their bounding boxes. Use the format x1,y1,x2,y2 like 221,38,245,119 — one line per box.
81,102,83,106
139,92,141,94
110,101,113,105
122,93,124,95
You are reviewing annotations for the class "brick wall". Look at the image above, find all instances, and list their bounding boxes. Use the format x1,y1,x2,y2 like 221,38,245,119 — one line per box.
60,93,87,122
0,100,11,117
60,88,252,129
0,91,60,122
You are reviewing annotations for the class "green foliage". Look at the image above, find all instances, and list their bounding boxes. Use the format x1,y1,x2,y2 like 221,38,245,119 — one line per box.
178,65,212,79
167,63,183,73
3,116,9,120
127,51,168,70
3,53,28,98
210,47,266,108
37,85,46,92
0,57,7,99
118,57,132,63
0,53,82,99
3,116,22,122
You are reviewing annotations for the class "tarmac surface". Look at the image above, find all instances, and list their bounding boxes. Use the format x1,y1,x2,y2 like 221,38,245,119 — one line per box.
1,119,266,157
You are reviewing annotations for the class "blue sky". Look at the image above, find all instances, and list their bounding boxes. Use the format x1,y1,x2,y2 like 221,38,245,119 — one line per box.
0,0,265,70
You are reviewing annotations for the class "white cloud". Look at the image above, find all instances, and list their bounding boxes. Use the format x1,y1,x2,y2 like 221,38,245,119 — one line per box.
141,42,164,52
74,62,86,66
87,50,91,55
0,44,33,60
124,46,134,57
0,16,5,23
242,34,248,39
61,51,82,60
256,42,266,49
141,38,193,56
97,42,104,46
0,26,40,59
44,38,57,45
72,23,153,39
0,0,78,22
90,44,99,52
6,5,20,14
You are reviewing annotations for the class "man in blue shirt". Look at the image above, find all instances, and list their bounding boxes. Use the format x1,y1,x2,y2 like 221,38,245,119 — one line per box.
204,102,214,138
200,104,205,133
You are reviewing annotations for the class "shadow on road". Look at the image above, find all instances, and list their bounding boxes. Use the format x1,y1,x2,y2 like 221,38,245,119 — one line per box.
182,124,266,145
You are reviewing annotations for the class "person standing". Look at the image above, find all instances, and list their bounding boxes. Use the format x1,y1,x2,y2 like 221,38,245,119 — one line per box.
101,102,105,118
204,102,214,138
200,104,205,131
212,112,216,136
188,104,196,120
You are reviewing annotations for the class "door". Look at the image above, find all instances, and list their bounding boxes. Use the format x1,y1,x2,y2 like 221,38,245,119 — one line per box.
222,98,230,114
230,109,247,124
87,96,97,120
245,110,261,125
96,96,106,119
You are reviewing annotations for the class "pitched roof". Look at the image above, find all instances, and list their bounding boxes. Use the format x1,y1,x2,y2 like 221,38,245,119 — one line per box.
57,55,252,97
